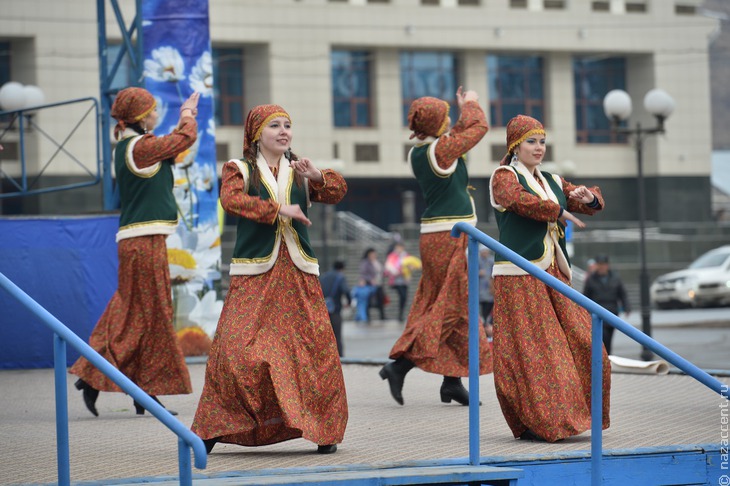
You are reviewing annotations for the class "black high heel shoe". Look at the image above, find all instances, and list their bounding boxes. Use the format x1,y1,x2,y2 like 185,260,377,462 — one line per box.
133,395,178,416
74,379,99,417
378,357,415,405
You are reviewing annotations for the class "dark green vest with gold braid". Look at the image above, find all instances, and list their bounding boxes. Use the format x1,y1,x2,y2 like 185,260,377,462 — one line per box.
493,168,570,266
115,135,177,235
410,143,475,230
232,164,316,264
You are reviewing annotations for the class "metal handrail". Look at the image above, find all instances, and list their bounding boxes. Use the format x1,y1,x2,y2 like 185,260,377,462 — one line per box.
335,210,392,242
0,271,207,486
0,97,102,199
451,222,729,486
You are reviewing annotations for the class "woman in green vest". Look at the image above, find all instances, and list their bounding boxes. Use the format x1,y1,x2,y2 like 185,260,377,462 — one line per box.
192,104,348,455
379,87,493,407
71,87,199,416
490,114,611,442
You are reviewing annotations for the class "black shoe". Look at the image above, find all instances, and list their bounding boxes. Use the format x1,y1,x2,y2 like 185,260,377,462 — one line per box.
204,437,220,454
316,444,338,454
440,377,480,406
74,379,99,417
519,429,547,442
378,357,415,405
133,396,178,416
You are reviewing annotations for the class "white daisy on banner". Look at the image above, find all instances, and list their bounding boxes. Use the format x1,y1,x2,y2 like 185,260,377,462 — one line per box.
144,46,186,83
190,51,213,97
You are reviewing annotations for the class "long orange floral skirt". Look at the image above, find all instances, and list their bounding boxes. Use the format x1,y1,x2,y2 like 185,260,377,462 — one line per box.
191,245,348,447
492,260,611,442
389,232,492,377
70,235,192,395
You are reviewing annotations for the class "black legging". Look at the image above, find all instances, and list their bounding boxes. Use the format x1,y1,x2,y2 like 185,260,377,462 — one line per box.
391,284,408,321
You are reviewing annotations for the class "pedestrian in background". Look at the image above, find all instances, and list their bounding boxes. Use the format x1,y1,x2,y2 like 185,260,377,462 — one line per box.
351,278,373,324
320,260,351,357
384,242,422,323
478,245,494,334
192,104,348,455
70,87,199,417
379,87,493,407
490,114,610,443
582,254,631,355
359,248,386,322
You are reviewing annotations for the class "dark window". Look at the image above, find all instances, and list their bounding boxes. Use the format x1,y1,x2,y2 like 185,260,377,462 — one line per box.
0,41,11,88
675,5,696,15
422,0,440,5
331,50,372,127
573,56,626,144
592,1,610,11
510,0,528,8
400,51,459,126
626,2,647,13
544,0,565,9
355,143,379,162
212,47,245,127
458,0,480,5
487,55,545,127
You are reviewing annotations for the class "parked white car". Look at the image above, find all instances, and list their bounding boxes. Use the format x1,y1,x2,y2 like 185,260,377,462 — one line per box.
650,245,730,309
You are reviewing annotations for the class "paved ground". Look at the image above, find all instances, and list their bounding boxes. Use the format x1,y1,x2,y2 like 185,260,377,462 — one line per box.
1,310,728,485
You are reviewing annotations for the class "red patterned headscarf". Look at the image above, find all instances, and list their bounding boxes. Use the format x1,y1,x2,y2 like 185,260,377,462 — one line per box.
110,87,156,140
501,114,546,165
407,97,450,140
243,104,291,156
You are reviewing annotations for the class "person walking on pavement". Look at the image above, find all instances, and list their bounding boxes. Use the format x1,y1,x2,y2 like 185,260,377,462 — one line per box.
359,248,386,322
191,104,348,455
70,87,199,417
582,254,631,355
320,260,351,357
384,242,422,323
379,87,493,407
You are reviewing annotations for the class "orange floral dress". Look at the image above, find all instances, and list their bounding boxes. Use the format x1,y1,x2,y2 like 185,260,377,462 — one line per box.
191,166,348,447
491,169,611,442
389,101,493,377
70,118,197,396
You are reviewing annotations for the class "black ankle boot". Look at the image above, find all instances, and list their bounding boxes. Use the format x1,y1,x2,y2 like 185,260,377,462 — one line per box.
74,379,99,417
133,396,178,416
316,444,338,454
440,376,478,406
204,437,220,454
378,357,415,405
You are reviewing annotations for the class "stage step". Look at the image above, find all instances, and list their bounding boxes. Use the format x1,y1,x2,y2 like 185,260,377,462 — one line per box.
114,465,523,485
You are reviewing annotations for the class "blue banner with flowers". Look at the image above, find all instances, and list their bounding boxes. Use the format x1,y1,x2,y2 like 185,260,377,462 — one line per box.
142,0,222,346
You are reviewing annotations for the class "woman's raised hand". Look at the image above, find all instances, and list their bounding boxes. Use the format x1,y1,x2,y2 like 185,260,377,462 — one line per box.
180,92,200,117
568,186,596,205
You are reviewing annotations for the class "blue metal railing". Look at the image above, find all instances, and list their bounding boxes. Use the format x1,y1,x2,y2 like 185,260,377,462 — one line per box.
451,222,729,486
0,271,207,486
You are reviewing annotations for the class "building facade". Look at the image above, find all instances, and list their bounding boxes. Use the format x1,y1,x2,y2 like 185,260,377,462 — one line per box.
0,0,719,227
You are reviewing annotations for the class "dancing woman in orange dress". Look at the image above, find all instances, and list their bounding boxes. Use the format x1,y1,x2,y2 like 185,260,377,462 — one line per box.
380,88,493,407
490,115,611,442
71,87,199,416
192,104,348,454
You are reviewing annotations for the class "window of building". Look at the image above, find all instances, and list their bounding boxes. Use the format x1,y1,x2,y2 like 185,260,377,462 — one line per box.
458,0,481,5
355,143,379,162
626,2,647,13
106,44,135,91
400,51,459,126
675,4,696,15
487,55,545,127
0,41,11,88
331,50,373,128
592,1,610,12
544,0,566,9
509,0,528,8
573,56,626,144
212,47,244,127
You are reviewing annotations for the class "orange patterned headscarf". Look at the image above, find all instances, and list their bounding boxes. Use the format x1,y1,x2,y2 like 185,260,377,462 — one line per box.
501,114,546,165
243,104,291,156
110,87,156,139
407,97,450,140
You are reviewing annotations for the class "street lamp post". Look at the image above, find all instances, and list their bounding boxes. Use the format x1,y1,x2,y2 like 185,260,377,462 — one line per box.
603,88,675,361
